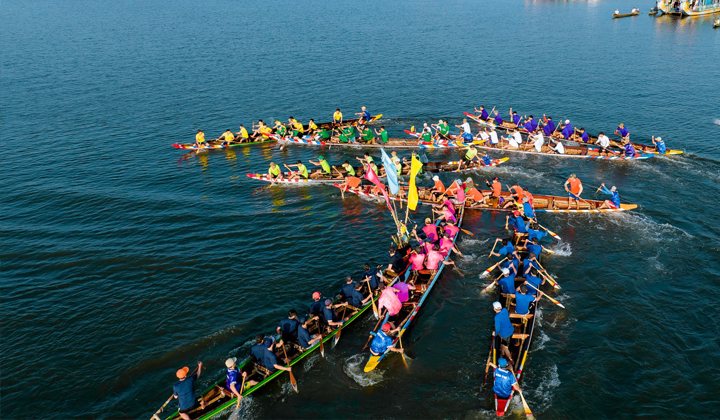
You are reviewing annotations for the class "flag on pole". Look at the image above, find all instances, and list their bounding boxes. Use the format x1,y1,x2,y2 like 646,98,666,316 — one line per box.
408,155,423,211
364,165,391,210
380,148,399,195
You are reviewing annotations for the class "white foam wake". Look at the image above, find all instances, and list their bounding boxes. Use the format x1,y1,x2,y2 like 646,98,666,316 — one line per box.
343,353,384,386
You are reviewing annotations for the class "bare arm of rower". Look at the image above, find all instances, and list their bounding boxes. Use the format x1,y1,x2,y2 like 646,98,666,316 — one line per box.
197,361,203,379
273,364,291,372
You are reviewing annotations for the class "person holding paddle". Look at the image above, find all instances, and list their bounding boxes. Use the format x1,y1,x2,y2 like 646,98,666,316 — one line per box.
173,361,204,420
225,357,254,404
488,357,522,400
598,183,621,209
235,124,250,143
194,130,206,148
564,173,583,210
369,323,404,356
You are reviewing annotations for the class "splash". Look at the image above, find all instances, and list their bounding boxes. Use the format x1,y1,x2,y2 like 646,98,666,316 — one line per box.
534,331,550,351
343,354,384,386
550,242,572,257
303,353,320,372
530,364,561,412
714,118,720,126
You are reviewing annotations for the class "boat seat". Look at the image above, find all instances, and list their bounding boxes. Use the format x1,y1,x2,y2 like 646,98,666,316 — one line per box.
509,313,533,319
511,333,530,339
255,365,272,377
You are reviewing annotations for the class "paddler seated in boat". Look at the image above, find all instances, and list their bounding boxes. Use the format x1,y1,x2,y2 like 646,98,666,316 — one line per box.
430,176,446,201
194,129,206,148
306,119,319,135
378,282,403,327
502,252,520,276
322,299,349,330
560,119,574,140
267,162,283,185
314,127,333,142
173,361,205,420
509,108,522,128
235,124,250,143
285,160,309,180
529,131,545,152
456,144,479,171
509,183,524,202
489,358,521,401
597,183,621,210
523,252,543,277
419,217,439,242
456,118,474,142
651,136,666,154
333,109,343,126
572,127,590,143
521,197,536,221
480,152,492,166
474,128,490,144
390,151,403,177
614,8,620,14
432,119,450,140
309,292,324,318
274,120,288,139
216,129,235,145
488,126,500,146
425,243,455,275
595,131,611,151
439,231,463,258
408,247,425,283
433,201,458,224
358,125,375,143
225,357,255,403
356,106,372,124
297,316,322,351
387,246,407,276
622,139,637,157
484,177,503,201
548,137,565,154
289,117,305,139
341,276,373,308
475,106,491,122
362,263,381,290
491,238,519,260
491,267,516,294
509,284,542,316
338,124,357,143
418,124,433,144
257,337,292,374
465,179,488,207
491,110,504,127
339,175,362,199
493,302,516,365
369,323,403,356
523,115,538,133
524,272,545,298
523,237,551,257
309,156,332,177
374,126,389,143
503,129,523,150
276,309,300,347
507,209,529,234
564,173,583,210
542,114,556,136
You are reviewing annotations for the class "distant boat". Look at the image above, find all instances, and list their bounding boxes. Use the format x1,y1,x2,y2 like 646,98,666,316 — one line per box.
613,10,641,18
714,17,720,27
648,8,659,14
680,0,720,16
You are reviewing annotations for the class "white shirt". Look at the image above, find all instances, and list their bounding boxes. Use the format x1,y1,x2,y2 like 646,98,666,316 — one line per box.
512,131,523,144
533,133,544,152
552,141,565,154
479,131,490,141
508,136,520,149
597,135,610,148
461,122,471,134
489,131,499,144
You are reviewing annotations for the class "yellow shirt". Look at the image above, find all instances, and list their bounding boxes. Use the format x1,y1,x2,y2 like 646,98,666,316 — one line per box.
196,132,205,143
333,111,342,122
260,126,272,136
238,127,249,138
308,121,318,131
223,131,234,142
292,121,304,131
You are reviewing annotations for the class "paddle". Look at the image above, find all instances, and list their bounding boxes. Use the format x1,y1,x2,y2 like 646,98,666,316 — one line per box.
235,374,246,409
460,228,474,237
482,257,507,277
481,335,495,390
515,379,535,420
453,265,465,277
367,280,379,319
314,318,325,357
525,283,565,309
538,224,562,241
489,238,501,258
333,306,348,347
362,310,388,351
150,366,199,420
533,260,561,289
281,345,298,393
399,336,409,368
482,273,504,293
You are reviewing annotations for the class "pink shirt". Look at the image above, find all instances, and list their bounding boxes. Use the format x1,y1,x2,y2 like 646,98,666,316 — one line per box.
443,208,457,223
439,237,453,256
443,200,456,216
378,288,402,316
425,250,445,270
409,253,425,270
422,224,438,242
392,282,410,303
444,225,459,238
423,242,434,254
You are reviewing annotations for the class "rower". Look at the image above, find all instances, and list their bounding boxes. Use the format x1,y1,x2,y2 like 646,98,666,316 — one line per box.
433,200,457,224
615,8,620,14
523,115,536,133
392,280,415,303
194,129,206,148
523,237,550,257
333,109,343,126
358,125,375,143
309,156,332,177
530,131,545,152
339,125,356,143
387,246,406,275
475,128,490,144
523,252,542,277
363,263,381,290
297,316,322,350
491,238,518,259
488,126,500,146
456,144,479,171
309,292,324,318
408,247,425,283
502,253,520,276
369,323,403,356
225,357,254,403
542,115,555,136
622,139,637,157
507,210,529,234
419,125,433,143
504,129,522,149
390,151,402,176
524,272,545,297
257,338,292,374
493,302,515,365
315,127,332,142
267,162,282,185
307,119,319,135
218,129,235,145
173,361,204,420
436,119,450,140
489,357,521,402
564,173,583,210
356,106,372,124
481,152,491,166
456,118,473,142
443,219,460,238
439,231,463,257
377,282,403,327
285,160,309,180
598,183,621,209
356,152,375,168
322,299,348,328
339,175,362,199
341,160,356,177
652,136,666,154
289,117,304,138
274,120,287,138
560,119,574,139
497,268,516,294
425,243,455,274
596,131,611,151
615,123,630,141
421,217,439,242
509,183,524,202
574,127,590,143
475,106,490,121
492,110,504,127
548,138,565,154
340,275,358,304
465,179,487,206
510,284,541,315
374,126,389,143
509,108,522,127
430,176,445,201
485,177,502,200
235,124,250,143
522,197,536,220
276,309,300,345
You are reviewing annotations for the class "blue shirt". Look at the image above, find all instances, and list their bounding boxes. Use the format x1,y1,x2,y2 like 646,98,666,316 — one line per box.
523,258,539,273
364,269,379,289
502,258,519,274
341,283,356,301
522,202,535,219
512,115,521,125
298,325,313,349
348,288,364,307
482,155,491,165
481,109,489,119
363,110,371,120
259,347,279,372
624,143,636,157
494,308,515,339
493,367,517,398
617,126,629,137
309,300,324,316
499,274,516,294
497,243,515,256
600,186,621,207
523,121,534,132
515,293,536,315
528,229,547,241
561,123,574,139
655,140,666,153
529,119,538,131
527,244,543,258
526,274,542,295
226,368,241,391
278,318,299,341
494,114,503,125
370,330,394,354
542,123,553,136
173,373,198,411
512,216,528,233
250,343,266,361
580,131,589,143
322,306,337,323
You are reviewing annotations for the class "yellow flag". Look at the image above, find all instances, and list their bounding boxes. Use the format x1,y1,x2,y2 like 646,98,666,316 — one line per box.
408,155,423,211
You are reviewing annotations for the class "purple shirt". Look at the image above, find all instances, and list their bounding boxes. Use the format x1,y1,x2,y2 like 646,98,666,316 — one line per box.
481,109,489,120
561,124,574,139
617,126,629,137
392,282,410,303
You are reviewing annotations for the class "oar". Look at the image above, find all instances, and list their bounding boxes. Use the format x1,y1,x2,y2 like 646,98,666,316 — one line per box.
482,257,507,276
333,306,348,347
367,280,379,319
399,336,409,368
362,310,388,351
460,228,474,236
235,374,246,409
314,318,325,357
481,335,495,389
515,379,535,420
538,224,562,241
281,345,298,393
489,238,501,258
525,282,565,309
482,273,504,293
533,260,561,289
150,366,199,420
453,265,465,277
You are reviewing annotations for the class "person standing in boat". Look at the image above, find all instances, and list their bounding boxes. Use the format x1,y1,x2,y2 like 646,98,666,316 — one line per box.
333,109,343,126
173,361,204,420
652,136,666,154
597,183,621,209
456,144,479,171
493,301,515,365
564,173,583,210
489,358,522,401
615,123,630,141
369,323,404,356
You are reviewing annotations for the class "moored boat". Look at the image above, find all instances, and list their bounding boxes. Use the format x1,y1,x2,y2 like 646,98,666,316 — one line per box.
681,0,720,16
613,11,641,18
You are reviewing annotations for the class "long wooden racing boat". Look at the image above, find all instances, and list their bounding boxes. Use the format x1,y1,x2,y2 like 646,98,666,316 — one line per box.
173,138,275,150
681,0,720,16
613,10,640,17
245,157,510,185
336,184,638,213
156,268,406,420
463,112,682,155
308,114,383,130
491,232,539,416
363,205,465,372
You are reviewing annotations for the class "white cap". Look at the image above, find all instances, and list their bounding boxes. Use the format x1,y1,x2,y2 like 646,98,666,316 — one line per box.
225,357,237,368
424,123,429,127
501,268,510,275
433,175,439,181
656,137,662,141
565,120,570,124
611,186,617,191
438,119,443,123
493,302,502,311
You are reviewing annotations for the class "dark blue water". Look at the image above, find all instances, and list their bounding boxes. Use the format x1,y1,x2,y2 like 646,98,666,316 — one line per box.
2,0,719,418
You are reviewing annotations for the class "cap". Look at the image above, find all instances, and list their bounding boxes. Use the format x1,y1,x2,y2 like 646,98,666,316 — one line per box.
611,186,617,191
565,119,570,124
312,291,321,299
324,299,333,306
433,175,439,181
501,268,510,275
523,197,529,202
493,301,502,311
499,357,508,367
176,366,190,379
465,177,473,183
656,136,662,141
382,323,391,332
318,155,324,160
225,357,237,368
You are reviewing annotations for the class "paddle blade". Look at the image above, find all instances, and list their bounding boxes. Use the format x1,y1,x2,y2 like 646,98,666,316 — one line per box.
364,355,381,372
319,338,325,357
482,282,496,293
410,126,415,133
289,371,298,393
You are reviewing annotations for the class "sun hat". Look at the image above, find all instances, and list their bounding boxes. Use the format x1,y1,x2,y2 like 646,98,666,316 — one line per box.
225,357,237,368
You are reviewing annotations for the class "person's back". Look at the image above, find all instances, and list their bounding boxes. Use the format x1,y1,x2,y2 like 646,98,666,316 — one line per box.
173,371,198,414
515,292,536,315
493,366,516,398
379,288,402,316
494,308,514,339
370,329,393,355
392,282,410,303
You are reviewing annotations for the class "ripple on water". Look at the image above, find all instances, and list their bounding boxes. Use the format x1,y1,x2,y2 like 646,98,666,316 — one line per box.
550,241,572,257
530,364,561,413
343,354,384,387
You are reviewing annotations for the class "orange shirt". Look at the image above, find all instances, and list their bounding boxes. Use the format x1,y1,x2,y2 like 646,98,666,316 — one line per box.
468,187,483,202
346,176,362,188
523,190,534,206
434,180,446,193
446,183,457,196
492,181,502,197
511,185,524,197
568,178,582,195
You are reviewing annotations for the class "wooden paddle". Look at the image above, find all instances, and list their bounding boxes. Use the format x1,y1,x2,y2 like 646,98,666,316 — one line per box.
453,265,465,277
481,335,495,389
313,318,325,357
280,344,298,393
489,238,501,258
460,228,473,236
333,306,348,347
235,374,246,409
516,384,535,420
482,257,507,276
525,283,565,308
482,273,504,293
150,366,199,420
399,335,409,368
538,224,562,241
533,260,561,289
367,280,379,319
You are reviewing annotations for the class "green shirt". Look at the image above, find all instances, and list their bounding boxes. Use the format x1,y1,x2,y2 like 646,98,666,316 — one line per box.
343,127,355,137
379,130,388,143
277,126,287,136
269,165,280,176
320,160,331,174
361,128,374,141
319,129,331,139
439,123,449,135
465,147,478,160
421,131,432,142
297,163,308,179
343,164,355,176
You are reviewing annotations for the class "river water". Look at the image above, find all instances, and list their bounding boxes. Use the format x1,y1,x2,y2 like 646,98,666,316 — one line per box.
2,0,719,418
